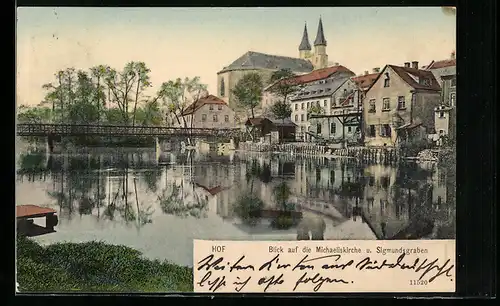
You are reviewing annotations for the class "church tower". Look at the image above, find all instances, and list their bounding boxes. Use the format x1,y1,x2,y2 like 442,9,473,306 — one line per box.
298,23,312,60
312,17,328,69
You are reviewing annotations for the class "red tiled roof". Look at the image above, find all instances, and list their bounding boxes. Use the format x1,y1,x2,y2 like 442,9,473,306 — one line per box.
388,65,441,91
352,73,379,89
266,65,355,91
16,205,56,218
182,95,227,116
426,59,456,70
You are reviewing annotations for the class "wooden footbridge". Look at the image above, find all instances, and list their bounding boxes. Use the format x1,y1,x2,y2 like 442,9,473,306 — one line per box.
16,123,242,138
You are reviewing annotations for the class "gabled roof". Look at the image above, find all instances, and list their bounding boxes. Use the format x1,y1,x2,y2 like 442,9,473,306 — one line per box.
352,73,380,90
290,76,351,101
245,117,273,126
425,58,456,70
181,94,227,116
366,65,441,93
266,65,355,93
298,23,312,51
218,51,314,74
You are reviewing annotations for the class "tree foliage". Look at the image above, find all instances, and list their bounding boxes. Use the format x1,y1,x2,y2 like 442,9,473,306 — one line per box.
17,63,207,130
231,72,263,118
267,68,303,103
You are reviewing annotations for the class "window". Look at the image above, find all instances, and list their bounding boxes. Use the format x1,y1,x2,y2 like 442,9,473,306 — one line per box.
323,100,327,107
317,123,322,134
384,74,390,87
295,103,298,110
347,126,352,133
422,79,430,86
316,101,320,107
225,115,229,122
301,114,304,121
451,77,456,87
218,105,222,110
307,102,310,109
209,105,214,110
380,124,392,137
439,111,445,118
368,99,376,112
301,126,305,132
368,125,376,137
220,78,225,97
295,114,298,121
330,122,336,134
439,129,444,134
213,114,218,122
301,103,304,110
397,96,406,109
382,98,390,111
450,93,456,107
202,114,207,122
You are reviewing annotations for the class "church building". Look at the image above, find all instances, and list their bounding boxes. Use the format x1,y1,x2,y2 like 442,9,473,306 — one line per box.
216,18,330,123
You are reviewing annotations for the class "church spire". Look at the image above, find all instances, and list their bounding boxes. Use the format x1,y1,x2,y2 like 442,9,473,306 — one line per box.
298,22,311,51
314,17,327,46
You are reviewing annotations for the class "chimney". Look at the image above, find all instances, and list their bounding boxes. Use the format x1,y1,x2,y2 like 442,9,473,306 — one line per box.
411,61,419,69
404,62,411,68
372,67,380,73
334,62,339,66
364,70,369,75
451,51,456,59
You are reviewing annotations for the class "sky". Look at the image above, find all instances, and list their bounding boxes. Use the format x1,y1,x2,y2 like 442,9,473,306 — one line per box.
16,7,456,106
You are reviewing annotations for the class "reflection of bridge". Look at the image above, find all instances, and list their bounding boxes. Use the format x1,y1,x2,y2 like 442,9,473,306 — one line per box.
16,123,241,137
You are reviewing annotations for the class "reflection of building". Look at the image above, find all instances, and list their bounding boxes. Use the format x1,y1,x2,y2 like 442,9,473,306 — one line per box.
363,62,441,147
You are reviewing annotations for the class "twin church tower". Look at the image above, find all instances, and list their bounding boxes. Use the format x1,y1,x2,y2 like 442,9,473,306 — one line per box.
298,18,329,70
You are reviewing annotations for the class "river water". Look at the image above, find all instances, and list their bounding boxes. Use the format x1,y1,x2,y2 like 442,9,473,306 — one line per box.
15,142,455,267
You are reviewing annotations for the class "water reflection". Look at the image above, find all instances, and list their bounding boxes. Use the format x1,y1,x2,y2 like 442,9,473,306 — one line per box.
16,146,456,261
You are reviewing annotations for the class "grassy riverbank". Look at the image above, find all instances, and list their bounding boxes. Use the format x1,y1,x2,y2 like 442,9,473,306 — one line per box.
16,235,193,292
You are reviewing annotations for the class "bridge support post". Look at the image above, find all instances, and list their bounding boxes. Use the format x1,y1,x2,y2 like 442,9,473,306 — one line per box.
155,137,161,162
45,135,54,155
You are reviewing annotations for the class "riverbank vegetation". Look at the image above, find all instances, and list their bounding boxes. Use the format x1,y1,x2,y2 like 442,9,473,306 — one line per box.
17,63,208,145
16,235,193,292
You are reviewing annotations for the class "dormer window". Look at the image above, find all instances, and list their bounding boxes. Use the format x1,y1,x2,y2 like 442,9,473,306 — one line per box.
421,78,430,86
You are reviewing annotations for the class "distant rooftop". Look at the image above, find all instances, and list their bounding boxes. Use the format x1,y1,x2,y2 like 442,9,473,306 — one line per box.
218,51,314,74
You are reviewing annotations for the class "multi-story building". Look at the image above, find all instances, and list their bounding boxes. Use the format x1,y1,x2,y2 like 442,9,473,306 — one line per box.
363,61,441,147
264,65,356,141
425,52,456,141
178,95,236,129
306,78,362,143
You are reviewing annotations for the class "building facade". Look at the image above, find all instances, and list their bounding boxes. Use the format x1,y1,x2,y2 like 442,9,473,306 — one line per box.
363,62,442,147
425,52,456,142
307,79,362,143
179,95,236,129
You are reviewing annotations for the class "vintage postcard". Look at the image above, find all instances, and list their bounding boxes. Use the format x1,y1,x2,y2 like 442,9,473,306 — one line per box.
15,7,456,294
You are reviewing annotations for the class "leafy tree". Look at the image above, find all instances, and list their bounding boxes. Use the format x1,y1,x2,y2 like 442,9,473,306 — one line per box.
160,77,207,138
270,101,292,143
103,62,152,125
308,104,325,118
231,72,263,119
267,68,303,104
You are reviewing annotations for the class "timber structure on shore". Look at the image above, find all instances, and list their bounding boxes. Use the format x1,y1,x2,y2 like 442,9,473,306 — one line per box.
238,142,401,164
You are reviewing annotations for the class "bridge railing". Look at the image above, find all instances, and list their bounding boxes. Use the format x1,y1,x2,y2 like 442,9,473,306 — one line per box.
16,123,243,137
